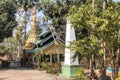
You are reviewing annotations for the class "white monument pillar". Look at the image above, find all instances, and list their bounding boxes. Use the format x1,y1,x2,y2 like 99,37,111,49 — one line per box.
61,18,80,79
64,20,79,65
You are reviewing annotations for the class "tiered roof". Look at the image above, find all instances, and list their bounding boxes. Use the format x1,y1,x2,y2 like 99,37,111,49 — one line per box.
26,30,64,54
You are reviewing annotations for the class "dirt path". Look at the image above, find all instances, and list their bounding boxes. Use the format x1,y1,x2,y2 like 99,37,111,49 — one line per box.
0,68,65,80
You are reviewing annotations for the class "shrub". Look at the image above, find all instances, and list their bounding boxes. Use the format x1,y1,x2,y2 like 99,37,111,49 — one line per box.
47,67,52,73
77,68,86,80
42,62,47,70
47,67,57,74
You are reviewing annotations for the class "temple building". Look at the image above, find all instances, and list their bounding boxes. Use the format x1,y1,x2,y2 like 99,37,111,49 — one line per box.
22,5,65,67
34,29,64,54
25,28,65,67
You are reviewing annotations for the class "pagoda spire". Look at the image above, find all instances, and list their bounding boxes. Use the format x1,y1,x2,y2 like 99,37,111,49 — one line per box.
31,6,37,32
25,5,37,49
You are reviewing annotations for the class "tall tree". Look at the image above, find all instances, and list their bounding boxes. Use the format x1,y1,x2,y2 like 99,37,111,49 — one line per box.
0,0,17,42
14,0,40,44
71,1,101,79
99,0,108,79
95,1,120,80
72,0,120,79
99,2,120,79
39,0,89,40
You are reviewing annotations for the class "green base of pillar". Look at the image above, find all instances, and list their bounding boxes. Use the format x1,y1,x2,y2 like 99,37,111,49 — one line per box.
60,65,80,79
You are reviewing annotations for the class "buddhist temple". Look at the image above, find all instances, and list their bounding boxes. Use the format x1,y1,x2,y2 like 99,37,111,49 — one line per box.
25,28,65,66
23,5,65,66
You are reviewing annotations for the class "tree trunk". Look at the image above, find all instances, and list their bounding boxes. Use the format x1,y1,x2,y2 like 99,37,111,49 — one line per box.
24,11,27,44
103,42,107,77
90,0,96,79
90,55,93,73
112,48,116,80
100,0,108,79
103,0,107,12
100,42,107,80
87,57,90,69
90,54,96,79
93,54,96,69
115,48,120,78
114,31,120,79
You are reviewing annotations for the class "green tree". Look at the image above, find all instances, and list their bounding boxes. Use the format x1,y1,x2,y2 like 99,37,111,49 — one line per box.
72,0,120,79
14,0,36,43
14,26,25,46
71,1,100,78
0,0,17,42
0,37,18,56
39,0,89,40
96,2,120,79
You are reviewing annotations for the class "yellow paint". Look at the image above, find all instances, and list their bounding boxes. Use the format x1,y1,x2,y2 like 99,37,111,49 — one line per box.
25,6,37,49
41,42,64,54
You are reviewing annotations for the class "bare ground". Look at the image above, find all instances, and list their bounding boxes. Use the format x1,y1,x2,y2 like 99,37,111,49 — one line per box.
0,68,112,80
0,68,67,80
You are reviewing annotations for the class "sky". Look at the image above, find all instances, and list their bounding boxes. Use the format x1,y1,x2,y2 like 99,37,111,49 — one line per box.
15,10,44,30
113,0,120,1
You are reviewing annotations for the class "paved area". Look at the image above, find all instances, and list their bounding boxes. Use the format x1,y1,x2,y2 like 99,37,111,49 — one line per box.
0,68,66,80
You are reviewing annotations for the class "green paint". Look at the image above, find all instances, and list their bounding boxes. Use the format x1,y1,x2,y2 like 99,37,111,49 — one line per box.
60,65,80,79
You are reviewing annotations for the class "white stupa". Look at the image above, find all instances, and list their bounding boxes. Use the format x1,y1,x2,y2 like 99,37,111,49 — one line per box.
64,20,79,65
61,17,79,79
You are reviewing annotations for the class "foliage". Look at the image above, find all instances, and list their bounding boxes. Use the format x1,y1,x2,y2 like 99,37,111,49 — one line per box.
71,2,100,59
0,0,17,42
14,26,25,46
71,0,120,79
96,2,120,43
14,0,38,10
47,67,57,74
39,0,88,40
0,44,5,54
77,68,86,80
42,62,47,70
14,0,41,47
71,0,120,61
0,37,18,55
